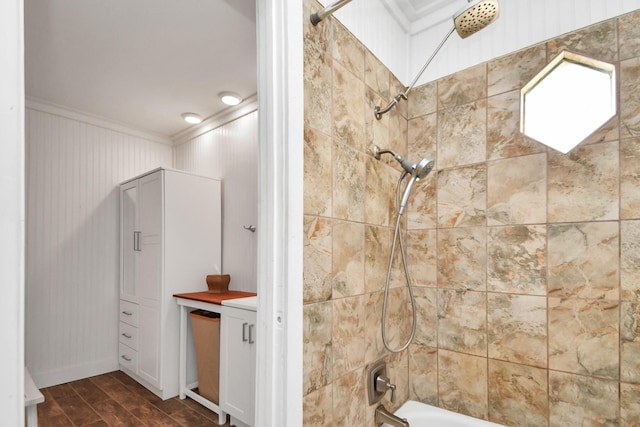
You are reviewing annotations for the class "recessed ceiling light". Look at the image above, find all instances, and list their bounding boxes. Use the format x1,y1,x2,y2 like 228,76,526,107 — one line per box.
219,92,243,106
182,113,202,124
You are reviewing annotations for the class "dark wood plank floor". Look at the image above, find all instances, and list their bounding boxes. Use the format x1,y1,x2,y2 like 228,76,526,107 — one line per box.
37,371,231,427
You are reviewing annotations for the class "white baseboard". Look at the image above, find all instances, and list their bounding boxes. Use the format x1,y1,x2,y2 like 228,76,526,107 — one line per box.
29,358,119,389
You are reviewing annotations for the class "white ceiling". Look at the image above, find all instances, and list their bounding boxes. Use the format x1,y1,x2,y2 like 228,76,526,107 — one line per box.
25,0,454,138
25,0,257,138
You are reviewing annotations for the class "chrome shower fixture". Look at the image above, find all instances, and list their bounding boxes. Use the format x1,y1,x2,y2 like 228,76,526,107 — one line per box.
373,145,434,181
310,0,353,26
374,0,500,120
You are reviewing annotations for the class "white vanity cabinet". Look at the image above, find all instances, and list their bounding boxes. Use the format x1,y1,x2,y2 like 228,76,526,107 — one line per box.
119,168,221,399
220,297,257,426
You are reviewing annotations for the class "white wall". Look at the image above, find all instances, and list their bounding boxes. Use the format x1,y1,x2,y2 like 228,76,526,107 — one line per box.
0,0,25,421
25,101,173,387
174,111,259,293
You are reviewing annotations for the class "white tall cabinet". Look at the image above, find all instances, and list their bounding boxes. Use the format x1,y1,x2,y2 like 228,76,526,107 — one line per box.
119,168,221,399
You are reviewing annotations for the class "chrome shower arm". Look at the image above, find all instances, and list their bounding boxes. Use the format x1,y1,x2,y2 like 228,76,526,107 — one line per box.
375,25,455,120
310,0,353,25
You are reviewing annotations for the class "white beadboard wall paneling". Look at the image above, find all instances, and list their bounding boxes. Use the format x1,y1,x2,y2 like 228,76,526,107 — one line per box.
173,111,258,293
317,0,410,82
25,105,172,388
408,0,640,86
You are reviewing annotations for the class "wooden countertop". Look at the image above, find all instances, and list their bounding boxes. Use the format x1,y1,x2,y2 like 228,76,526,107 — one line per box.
173,290,257,305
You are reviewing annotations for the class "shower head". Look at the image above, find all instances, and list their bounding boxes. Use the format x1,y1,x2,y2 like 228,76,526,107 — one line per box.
454,0,500,39
373,145,434,180
374,0,500,120
412,156,435,180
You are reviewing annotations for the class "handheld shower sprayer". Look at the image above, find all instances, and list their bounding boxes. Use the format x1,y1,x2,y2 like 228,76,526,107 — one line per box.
374,0,500,120
374,145,434,353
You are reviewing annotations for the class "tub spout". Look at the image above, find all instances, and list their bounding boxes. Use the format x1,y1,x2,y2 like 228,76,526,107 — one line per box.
375,404,410,427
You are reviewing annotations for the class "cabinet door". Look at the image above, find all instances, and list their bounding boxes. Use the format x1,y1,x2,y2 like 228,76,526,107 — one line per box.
220,308,256,425
121,182,138,301
138,304,161,388
138,172,163,305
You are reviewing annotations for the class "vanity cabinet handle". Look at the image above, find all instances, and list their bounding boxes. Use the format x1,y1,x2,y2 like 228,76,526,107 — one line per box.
121,333,132,339
249,324,255,344
133,231,141,251
121,355,132,362
242,322,249,342
122,311,133,316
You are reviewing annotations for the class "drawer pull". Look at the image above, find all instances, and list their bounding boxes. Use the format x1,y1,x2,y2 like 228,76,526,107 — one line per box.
242,322,249,342
122,311,133,316
121,355,132,362
121,333,132,339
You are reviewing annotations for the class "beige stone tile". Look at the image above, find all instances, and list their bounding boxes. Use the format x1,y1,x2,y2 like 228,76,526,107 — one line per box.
548,298,619,379
488,360,548,427
332,221,364,298
388,108,408,159
406,172,437,230
365,156,395,226
332,368,366,427
331,21,364,80
408,344,438,405
304,216,333,303
406,229,437,289
622,221,640,302
304,127,332,217
383,287,413,351
408,82,437,119
413,287,437,347
547,19,618,63
332,140,365,222
488,44,546,96
619,9,640,60
549,371,619,426
621,57,640,139
548,222,619,300
437,227,486,291
487,153,547,225
487,90,546,160
304,35,333,136
333,61,366,151
438,350,488,419
437,64,486,110
548,142,619,222
487,225,547,296
364,225,390,294
621,302,640,384
303,384,333,427
364,291,385,364
304,0,331,55
621,138,640,219
438,290,487,356
621,382,640,425
332,295,365,378
437,164,487,228
303,301,333,394
366,87,390,153
580,114,619,147
408,112,437,165
365,50,390,100
487,294,547,367
438,100,487,169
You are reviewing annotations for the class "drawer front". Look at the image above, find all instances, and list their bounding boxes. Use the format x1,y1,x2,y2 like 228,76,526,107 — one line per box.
119,343,138,372
119,300,139,326
119,321,139,350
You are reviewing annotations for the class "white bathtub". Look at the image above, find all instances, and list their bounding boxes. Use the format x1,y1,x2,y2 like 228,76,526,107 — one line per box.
382,400,506,427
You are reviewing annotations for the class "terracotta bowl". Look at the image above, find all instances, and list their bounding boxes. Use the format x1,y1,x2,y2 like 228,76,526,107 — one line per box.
206,274,230,293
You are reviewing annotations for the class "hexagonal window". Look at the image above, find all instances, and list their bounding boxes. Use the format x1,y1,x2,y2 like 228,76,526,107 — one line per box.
520,50,616,154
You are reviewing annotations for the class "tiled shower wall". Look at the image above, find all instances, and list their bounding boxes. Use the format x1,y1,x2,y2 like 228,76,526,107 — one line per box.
302,1,640,425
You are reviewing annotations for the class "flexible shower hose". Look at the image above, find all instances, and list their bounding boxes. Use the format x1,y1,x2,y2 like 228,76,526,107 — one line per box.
381,172,418,353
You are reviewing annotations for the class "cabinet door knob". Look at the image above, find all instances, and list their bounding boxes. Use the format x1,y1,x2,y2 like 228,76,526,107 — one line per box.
242,322,249,342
